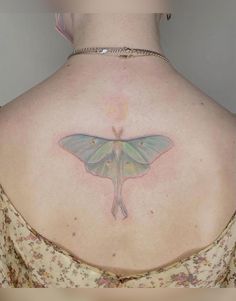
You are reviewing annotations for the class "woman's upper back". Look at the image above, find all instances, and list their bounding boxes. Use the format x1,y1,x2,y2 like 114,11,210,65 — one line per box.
0,56,235,278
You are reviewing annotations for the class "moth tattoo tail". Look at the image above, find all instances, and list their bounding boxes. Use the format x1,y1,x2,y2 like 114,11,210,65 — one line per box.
112,180,128,220
112,197,128,220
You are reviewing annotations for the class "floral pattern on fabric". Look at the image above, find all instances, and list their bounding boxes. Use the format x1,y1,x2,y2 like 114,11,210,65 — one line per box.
0,184,235,288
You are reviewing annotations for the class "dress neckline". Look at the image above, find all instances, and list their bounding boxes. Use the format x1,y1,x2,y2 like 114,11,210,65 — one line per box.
0,183,235,281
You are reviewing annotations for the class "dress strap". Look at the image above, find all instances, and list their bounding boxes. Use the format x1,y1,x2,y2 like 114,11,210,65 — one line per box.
0,185,8,210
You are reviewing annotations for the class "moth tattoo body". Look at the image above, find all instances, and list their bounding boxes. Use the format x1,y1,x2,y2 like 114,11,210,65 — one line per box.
59,128,173,220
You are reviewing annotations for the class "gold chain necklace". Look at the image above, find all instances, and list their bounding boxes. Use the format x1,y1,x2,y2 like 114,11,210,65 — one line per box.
68,47,169,62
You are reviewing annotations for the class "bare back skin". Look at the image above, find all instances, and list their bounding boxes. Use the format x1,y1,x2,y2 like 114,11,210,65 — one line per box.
0,52,236,275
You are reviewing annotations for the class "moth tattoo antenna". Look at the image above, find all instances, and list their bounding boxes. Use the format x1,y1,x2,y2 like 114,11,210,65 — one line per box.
59,128,173,220
112,127,123,140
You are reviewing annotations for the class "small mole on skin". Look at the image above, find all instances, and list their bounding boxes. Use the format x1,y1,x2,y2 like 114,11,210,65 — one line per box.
74,217,78,221
201,102,205,106
72,232,76,237
112,253,116,257
150,210,154,215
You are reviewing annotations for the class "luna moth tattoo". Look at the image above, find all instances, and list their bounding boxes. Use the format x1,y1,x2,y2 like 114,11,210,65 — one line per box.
59,128,173,220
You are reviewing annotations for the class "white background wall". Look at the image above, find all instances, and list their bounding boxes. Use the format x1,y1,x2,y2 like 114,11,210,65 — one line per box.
0,8,235,111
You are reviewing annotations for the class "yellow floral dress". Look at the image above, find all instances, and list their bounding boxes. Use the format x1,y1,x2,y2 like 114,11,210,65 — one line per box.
0,184,235,288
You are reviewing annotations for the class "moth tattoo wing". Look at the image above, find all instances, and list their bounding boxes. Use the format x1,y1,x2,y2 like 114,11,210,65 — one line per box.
59,133,173,219
59,134,113,164
124,136,172,164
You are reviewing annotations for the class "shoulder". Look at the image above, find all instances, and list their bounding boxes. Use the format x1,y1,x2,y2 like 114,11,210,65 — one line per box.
0,96,34,187
218,112,236,217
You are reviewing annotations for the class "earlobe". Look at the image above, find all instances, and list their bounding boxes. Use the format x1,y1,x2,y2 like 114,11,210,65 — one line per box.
55,13,74,43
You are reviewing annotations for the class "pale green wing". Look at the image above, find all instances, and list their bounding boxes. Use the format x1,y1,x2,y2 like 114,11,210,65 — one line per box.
60,134,173,180
59,134,113,164
86,152,150,180
86,153,117,180
121,153,150,179
122,135,173,164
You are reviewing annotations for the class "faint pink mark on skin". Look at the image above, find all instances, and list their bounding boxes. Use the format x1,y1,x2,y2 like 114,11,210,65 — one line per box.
105,95,129,122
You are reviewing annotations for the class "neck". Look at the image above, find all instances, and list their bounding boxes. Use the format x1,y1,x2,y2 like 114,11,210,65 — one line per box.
72,14,163,53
